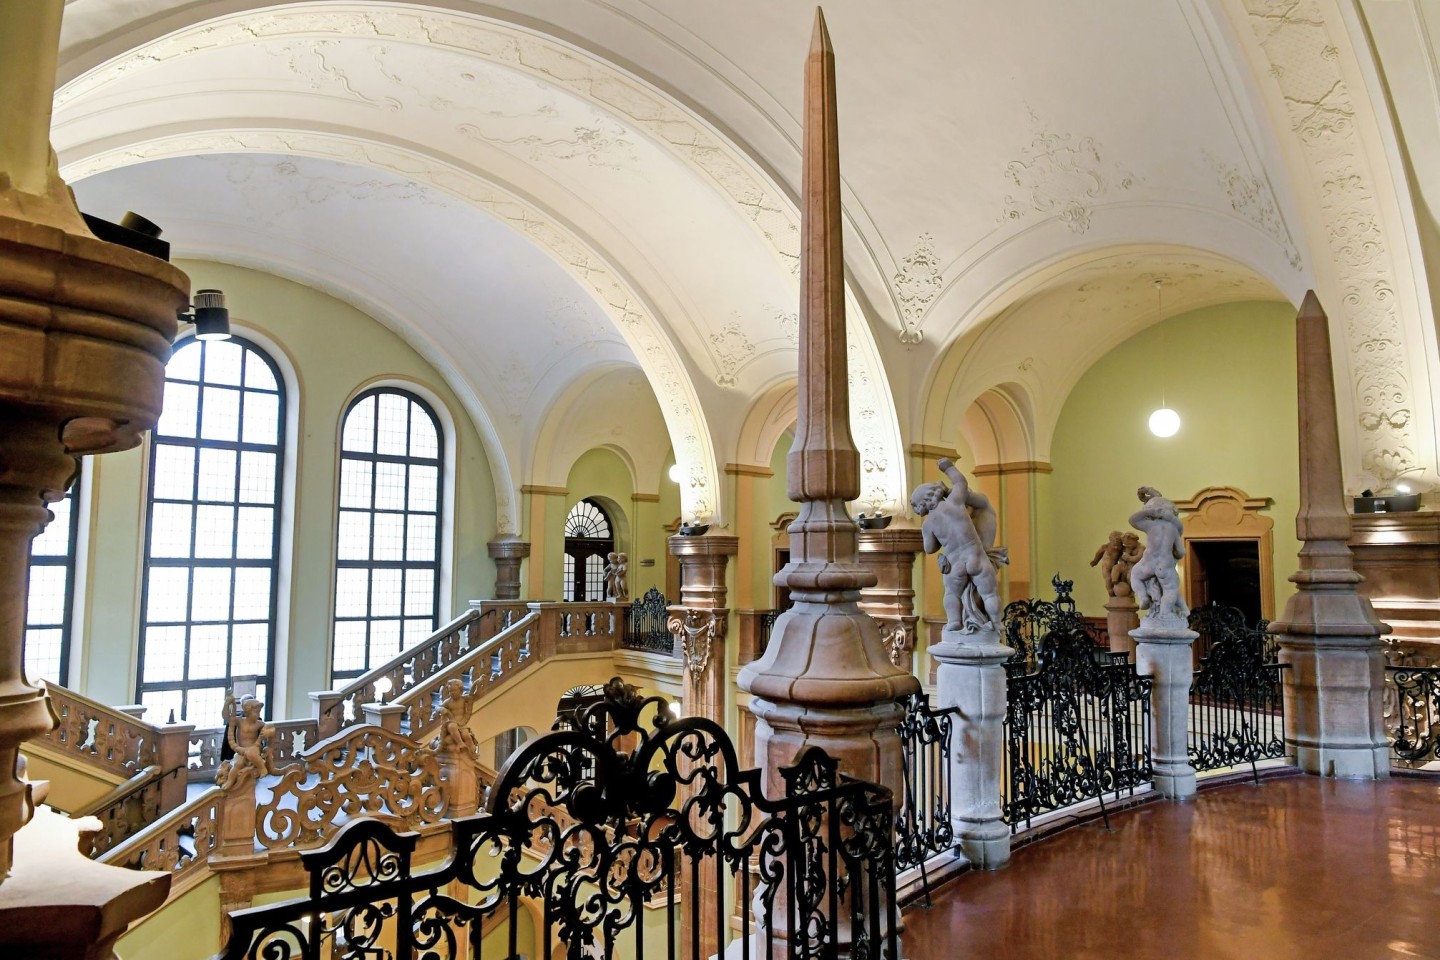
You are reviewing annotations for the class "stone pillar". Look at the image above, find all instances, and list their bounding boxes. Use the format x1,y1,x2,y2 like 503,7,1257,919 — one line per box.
1105,595,1140,660
666,531,736,960
0,0,188,891
361,702,406,734
858,524,923,669
486,537,530,600
1132,617,1198,799
1272,292,1390,778
930,631,1012,868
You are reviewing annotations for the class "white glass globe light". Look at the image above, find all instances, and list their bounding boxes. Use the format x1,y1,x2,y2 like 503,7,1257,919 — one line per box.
668,463,684,483
1148,408,1181,438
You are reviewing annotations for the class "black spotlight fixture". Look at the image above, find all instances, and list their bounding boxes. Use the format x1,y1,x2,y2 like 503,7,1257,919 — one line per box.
179,288,231,341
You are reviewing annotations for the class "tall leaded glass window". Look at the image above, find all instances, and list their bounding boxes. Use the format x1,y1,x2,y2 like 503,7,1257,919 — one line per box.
332,389,443,681
25,472,82,685
138,338,285,724
562,499,613,601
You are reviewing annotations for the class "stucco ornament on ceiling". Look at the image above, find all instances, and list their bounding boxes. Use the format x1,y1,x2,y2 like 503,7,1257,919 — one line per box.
710,321,756,388
999,124,1141,235
892,234,944,344
1203,151,1302,270
1239,0,1422,483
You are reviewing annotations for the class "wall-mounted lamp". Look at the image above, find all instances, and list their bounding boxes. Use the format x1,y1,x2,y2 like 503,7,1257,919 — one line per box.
179,288,231,341
668,463,684,484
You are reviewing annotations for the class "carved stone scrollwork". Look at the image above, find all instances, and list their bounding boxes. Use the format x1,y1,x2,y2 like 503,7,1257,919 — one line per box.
667,609,723,677
879,621,914,668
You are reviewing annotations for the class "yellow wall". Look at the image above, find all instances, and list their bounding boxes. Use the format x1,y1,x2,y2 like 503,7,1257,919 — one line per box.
558,446,670,600
116,875,222,960
1042,300,1299,616
78,261,500,718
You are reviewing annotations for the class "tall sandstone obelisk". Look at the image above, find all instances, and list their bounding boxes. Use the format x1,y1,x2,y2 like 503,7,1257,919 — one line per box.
737,9,919,800
1270,291,1390,777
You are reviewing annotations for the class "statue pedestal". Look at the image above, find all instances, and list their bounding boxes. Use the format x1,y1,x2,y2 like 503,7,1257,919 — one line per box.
1131,616,1198,800
931,625,1012,869
1105,595,1139,660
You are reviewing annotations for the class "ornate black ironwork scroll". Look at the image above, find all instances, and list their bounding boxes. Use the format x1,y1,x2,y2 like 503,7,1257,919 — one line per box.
622,586,676,654
1002,574,1109,669
1002,622,1153,832
222,677,900,960
895,692,957,905
1187,603,1288,780
1386,665,1440,767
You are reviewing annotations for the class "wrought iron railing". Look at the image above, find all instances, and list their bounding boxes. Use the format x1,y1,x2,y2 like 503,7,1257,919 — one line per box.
1002,574,1109,669
1003,622,1153,832
621,586,675,653
1385,664,1440,767
221,679,899,960
1187,603,1288,779
895,692,957,902
760,608,781,655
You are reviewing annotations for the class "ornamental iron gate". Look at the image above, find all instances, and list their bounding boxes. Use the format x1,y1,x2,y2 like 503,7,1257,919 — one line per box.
1003,575,1112,670
622,586,675,653
895,692,958,904
221,678,900,960
1385,664,1440,767
1002,621,1153,832
1186,603,1288,780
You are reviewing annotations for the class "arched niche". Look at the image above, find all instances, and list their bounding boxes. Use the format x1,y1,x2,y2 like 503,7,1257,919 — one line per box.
1176,486,1275,622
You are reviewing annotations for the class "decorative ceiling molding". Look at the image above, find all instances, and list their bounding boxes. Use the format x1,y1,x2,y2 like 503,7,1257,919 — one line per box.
1234,0,1425,484
998,125,1141,235
1203,150,1302,269
62,128,720,524
892,234,943,344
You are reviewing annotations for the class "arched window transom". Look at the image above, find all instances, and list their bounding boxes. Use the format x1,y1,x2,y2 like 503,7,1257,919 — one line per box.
562,499,614,602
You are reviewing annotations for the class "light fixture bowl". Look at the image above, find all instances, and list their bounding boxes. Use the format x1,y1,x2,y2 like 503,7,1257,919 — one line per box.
1148,407,1180,438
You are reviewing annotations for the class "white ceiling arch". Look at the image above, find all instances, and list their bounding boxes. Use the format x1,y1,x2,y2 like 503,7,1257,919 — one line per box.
51,0,914,521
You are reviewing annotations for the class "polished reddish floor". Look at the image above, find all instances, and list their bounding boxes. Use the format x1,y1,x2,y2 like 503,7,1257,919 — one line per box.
902,775,1440,960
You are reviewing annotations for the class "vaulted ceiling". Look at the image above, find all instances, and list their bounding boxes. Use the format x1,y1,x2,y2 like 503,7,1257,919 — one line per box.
51,0,1440,522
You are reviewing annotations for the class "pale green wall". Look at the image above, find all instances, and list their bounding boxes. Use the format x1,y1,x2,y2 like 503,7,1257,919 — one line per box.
78,261,500,718
1043,300,1299,616
116,875,222,960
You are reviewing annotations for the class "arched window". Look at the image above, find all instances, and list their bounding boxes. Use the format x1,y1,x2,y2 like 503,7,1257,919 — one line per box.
25,470,82,685
332,388,444,681
137,338,286,724
562,499,613,601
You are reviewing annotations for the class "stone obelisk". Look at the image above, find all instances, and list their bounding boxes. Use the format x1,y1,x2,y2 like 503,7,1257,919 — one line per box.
737,9,918,801
1270,291,1390,777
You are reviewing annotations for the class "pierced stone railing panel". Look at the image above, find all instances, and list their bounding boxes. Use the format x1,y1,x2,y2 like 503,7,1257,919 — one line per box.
75,765,165,857
99,787,221,886
36,681,158,777
396,613,539,739
255,724,449,851
327,608,482,731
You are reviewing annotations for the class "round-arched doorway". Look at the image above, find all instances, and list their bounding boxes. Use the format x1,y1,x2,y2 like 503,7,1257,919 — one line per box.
562,498,614,601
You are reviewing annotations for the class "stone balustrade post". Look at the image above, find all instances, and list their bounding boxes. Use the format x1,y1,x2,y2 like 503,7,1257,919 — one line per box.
438,748,481,819
214,779,257,861
1132,617,1198,799
931,627,1012,869
362,702,406,734
310,691,346,740
154,722,196,813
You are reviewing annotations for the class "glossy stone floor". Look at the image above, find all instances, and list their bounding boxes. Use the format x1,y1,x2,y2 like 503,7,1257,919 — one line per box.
902,775,1440,960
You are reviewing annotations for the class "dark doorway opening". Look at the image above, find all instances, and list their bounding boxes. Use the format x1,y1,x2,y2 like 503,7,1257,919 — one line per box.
1189,540,1263,625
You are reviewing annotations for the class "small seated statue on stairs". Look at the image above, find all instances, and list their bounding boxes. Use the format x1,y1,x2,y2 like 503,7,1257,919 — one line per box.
215,694,275,791
433,678,480,759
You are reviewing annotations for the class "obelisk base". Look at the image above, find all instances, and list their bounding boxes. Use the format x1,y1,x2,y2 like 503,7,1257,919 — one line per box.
1273,571,1390,779
1132,616,1198,800
931,624,1012,869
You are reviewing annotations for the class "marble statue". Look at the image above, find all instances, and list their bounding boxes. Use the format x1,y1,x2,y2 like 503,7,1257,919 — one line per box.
912,458,1009,633
608,552,629,602
215,693,275,791
433,678,480,758
1091,531,1145,598
1128,486,1188,620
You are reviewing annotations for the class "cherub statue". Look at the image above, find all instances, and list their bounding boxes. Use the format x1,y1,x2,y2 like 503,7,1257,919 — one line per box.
1128,486,1188,621
603,552,629,602
1116,533,1143,595
612,553,629,602
432,678,480,758
214,693,275,791
1090,531,1125,597
911,458,1009,634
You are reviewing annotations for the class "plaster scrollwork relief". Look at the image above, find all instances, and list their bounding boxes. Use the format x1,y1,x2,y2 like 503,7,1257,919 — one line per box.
999,126,1140,235
458,118,638,170
1203,151,1302,269
1238,0,1420,482
667,608,724,677
265,39,402,111
710,321,756,387
892,234,944,344
776,310,799,345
